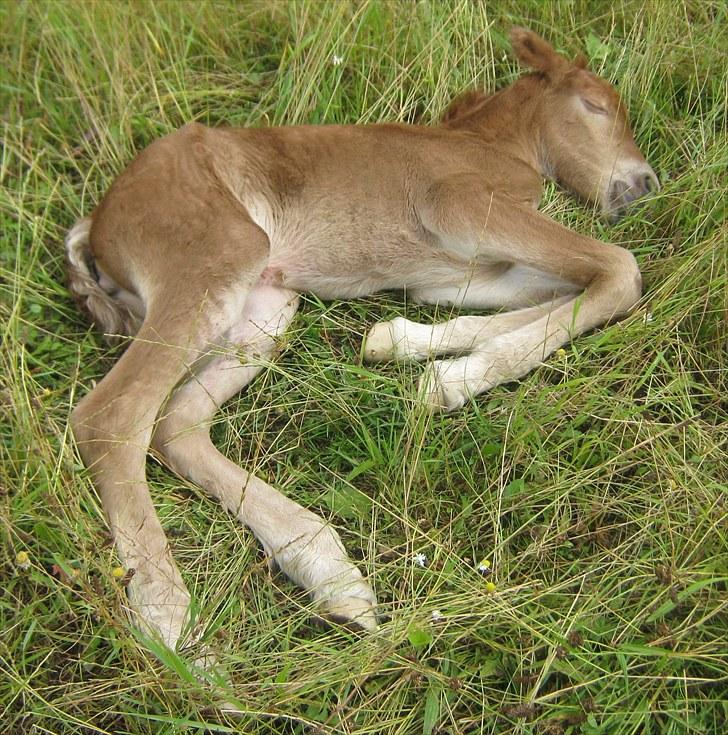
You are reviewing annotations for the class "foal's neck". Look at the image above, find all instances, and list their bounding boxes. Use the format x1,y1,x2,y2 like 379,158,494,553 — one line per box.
443,75,550,183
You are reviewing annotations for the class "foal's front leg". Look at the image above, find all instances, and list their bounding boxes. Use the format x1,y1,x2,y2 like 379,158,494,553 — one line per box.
410,182,641,410
364,242,577,364
364,296,572,363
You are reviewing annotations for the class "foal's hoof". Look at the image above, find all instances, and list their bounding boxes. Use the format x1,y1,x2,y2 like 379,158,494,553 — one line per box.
315,574,378,632
418,364,469,412
363,319,401,362
319,594,378,632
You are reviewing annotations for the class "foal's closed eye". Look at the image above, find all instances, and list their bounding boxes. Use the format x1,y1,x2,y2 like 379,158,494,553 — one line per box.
582,97,608,115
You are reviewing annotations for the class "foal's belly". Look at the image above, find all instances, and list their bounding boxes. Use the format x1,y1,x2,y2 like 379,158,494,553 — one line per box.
244,189,452,299
264,227,454,300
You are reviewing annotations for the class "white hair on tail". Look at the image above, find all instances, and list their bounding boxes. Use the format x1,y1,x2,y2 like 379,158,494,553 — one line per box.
65,217,142,339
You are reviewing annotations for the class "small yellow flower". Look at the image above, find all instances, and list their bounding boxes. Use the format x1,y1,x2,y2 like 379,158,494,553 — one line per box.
112,566,126,579
16,550,30,570
477,557,492,575
556,348,567,359
485,581,497,594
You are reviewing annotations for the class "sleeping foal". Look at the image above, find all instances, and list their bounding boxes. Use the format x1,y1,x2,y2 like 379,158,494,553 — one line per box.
66,28,658,651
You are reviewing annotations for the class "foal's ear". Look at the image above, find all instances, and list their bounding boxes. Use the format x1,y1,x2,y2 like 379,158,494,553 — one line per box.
509,27,566,76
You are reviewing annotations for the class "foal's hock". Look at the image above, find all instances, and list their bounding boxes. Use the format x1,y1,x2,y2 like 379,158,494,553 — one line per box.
66,27,658,652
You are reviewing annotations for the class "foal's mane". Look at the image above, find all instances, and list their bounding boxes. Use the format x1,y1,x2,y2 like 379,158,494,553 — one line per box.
440,89,494,125
439,75,548,128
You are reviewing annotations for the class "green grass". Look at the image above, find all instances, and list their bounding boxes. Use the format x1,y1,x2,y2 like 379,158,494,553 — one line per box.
1,1,726,733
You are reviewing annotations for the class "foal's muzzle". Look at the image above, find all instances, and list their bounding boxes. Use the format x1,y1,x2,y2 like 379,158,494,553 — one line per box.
608,167,660,220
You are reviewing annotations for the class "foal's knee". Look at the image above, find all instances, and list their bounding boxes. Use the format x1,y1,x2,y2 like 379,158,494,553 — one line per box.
71,384,157,470
70,391,116,465
152,416,243,511
613,249,642,314
600,247,642,316
70,396,94,447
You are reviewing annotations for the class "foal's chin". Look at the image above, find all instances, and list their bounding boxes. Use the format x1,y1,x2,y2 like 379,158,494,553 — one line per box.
604,205,628,224
602,197,650,223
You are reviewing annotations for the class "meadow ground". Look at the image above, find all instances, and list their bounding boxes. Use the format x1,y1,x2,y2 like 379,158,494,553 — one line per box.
1,1,726,733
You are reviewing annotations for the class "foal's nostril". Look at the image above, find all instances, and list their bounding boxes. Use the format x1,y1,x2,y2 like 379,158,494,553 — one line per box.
610,179,629,207
607,166,658,219
608,169,658,218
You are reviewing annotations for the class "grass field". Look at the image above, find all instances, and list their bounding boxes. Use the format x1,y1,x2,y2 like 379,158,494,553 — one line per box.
1,1,726,733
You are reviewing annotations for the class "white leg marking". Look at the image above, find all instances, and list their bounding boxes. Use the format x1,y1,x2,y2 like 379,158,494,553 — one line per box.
364,297,572,363
154,283,378,630
243,478,377,629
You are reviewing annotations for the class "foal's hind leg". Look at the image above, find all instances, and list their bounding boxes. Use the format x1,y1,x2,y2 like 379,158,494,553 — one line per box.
72,289,252,648
152,284,378,630
72,214,269,649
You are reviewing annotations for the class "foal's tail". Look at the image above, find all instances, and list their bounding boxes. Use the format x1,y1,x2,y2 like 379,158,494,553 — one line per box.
65,217,142,340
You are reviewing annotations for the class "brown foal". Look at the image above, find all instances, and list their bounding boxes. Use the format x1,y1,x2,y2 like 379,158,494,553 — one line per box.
65,27,658,653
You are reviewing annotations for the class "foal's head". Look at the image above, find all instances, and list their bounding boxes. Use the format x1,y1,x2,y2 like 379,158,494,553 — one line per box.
510,27,659,220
